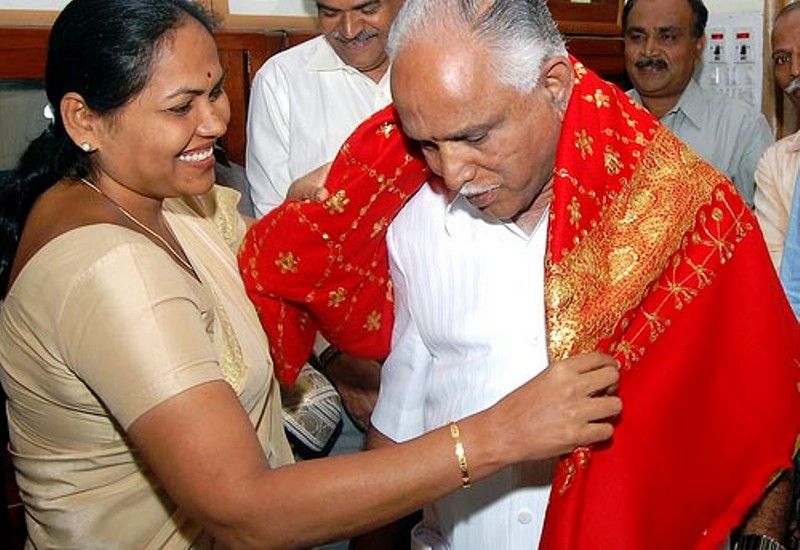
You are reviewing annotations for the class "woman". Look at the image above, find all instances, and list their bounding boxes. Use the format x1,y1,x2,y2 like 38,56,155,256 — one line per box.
0,1,621,547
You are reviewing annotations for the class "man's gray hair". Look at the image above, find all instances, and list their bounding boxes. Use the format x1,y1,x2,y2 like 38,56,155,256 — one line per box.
387,0,567,92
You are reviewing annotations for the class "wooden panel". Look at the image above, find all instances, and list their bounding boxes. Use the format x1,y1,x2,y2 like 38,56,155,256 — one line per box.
548,0,624,36
566,36,631,90
215,32,286,164
0,28,49,80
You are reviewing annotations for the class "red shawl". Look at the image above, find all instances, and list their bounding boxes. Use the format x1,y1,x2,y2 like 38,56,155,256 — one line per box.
239,59,800,548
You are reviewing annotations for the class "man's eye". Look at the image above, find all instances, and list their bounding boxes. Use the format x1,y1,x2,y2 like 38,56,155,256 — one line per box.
210,87,224,101
775,54,791,66
625,33,645,44
361,4,379,15
419,141,437,151
660,33,677,43
466,134,487,145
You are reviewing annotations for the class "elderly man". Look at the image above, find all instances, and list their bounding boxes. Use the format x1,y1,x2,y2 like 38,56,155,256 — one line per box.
756,2,800,272
624,0,773,207
240,0,800,548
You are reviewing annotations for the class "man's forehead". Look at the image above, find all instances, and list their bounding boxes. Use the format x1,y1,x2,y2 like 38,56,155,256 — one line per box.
774,9,800,46
628,0,693,26
317,0,381,10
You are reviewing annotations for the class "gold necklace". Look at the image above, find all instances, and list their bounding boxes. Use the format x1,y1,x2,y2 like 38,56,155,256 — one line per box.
79,177,197,276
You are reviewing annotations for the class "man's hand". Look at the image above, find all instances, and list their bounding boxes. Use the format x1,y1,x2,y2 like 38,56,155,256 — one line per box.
287,162,332,203
493,351,622,463
325,351,381,431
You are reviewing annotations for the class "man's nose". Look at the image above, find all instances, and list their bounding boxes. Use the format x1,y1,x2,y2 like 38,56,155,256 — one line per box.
437,145,477,191
340,12,363,39
643,35,660,57
791,51,800,78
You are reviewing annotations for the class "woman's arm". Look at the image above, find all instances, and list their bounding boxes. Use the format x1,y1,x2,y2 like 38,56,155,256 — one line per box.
128,351,621,549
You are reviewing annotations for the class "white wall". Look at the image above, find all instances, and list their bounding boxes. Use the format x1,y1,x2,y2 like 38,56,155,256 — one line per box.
705,0,762,14
0,1,67,8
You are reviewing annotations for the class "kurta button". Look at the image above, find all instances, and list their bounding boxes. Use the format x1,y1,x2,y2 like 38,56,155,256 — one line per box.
517,509,533,524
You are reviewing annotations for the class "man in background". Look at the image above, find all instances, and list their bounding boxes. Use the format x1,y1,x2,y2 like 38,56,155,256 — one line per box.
246,0,401,216
624,0,773,207
756,1,800,271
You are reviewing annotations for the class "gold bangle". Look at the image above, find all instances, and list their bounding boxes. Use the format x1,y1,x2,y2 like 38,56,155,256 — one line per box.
449,422,471,489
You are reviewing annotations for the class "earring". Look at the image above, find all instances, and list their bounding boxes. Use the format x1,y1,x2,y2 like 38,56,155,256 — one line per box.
80,142,92,152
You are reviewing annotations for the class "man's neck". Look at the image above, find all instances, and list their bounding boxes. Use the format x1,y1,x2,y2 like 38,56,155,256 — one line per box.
514,179,554,235
361,61,389,83
640,93,681,119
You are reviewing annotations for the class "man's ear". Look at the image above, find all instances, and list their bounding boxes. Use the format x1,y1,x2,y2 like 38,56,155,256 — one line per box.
541,55,574,118
60,92,102,152
694,34,706,67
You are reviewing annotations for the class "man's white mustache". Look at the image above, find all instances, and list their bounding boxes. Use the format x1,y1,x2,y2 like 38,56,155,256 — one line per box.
785,77,800,95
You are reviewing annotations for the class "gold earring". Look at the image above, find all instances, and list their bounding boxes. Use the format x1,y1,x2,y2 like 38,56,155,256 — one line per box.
80,142,92,152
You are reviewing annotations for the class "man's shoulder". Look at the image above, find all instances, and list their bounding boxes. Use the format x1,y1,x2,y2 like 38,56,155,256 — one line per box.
257,35,326,75
696,86,765,122
762,129,800,157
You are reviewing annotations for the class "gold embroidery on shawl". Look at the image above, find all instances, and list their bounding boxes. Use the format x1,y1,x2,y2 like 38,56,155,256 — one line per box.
568,196,582,227
574,130,594,159
260,149,424,359
582,89,611,109
324,190,351,214
546,127,732,361
329,287,347,307
364,311,381,331
276,252,300,274
604,145,623,175
377,122,396,139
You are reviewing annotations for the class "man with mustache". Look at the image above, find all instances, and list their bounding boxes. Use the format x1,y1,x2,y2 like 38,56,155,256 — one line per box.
756,2,800,274
624,0,773,207
244,3,403,547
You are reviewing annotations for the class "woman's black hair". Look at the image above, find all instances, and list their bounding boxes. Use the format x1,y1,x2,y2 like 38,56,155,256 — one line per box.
0,0,214,297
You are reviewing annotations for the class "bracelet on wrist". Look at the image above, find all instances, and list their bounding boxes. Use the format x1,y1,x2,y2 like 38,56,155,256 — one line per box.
449,421,471,489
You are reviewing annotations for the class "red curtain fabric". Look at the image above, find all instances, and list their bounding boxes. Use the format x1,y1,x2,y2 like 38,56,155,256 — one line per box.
239,58,800,549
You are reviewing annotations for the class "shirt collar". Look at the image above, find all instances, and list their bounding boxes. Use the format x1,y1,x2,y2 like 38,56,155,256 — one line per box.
307,36,391,85
308,37,350,72
444,193,546,242
665,78,704,128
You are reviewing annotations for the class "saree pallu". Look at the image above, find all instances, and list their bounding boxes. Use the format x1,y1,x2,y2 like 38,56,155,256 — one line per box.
240,58,800,549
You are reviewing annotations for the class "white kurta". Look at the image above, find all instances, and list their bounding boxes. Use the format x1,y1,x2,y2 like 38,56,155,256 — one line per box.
371,182,553,549
245,35,392,217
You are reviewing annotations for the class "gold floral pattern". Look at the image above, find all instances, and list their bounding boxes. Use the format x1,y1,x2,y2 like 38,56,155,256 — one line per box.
582,89,610,109
574,129,594,159
377,122,396,139
546,127,749,367
275,251,299,274
324,189,351,214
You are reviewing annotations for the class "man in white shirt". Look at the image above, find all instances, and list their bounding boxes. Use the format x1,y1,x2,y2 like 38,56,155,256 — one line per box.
246,0,401,217
359,0,792,548
756,2,800,271
623,0,773,207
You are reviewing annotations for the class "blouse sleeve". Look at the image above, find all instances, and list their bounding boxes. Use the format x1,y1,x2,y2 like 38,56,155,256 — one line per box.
56,242,223,430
